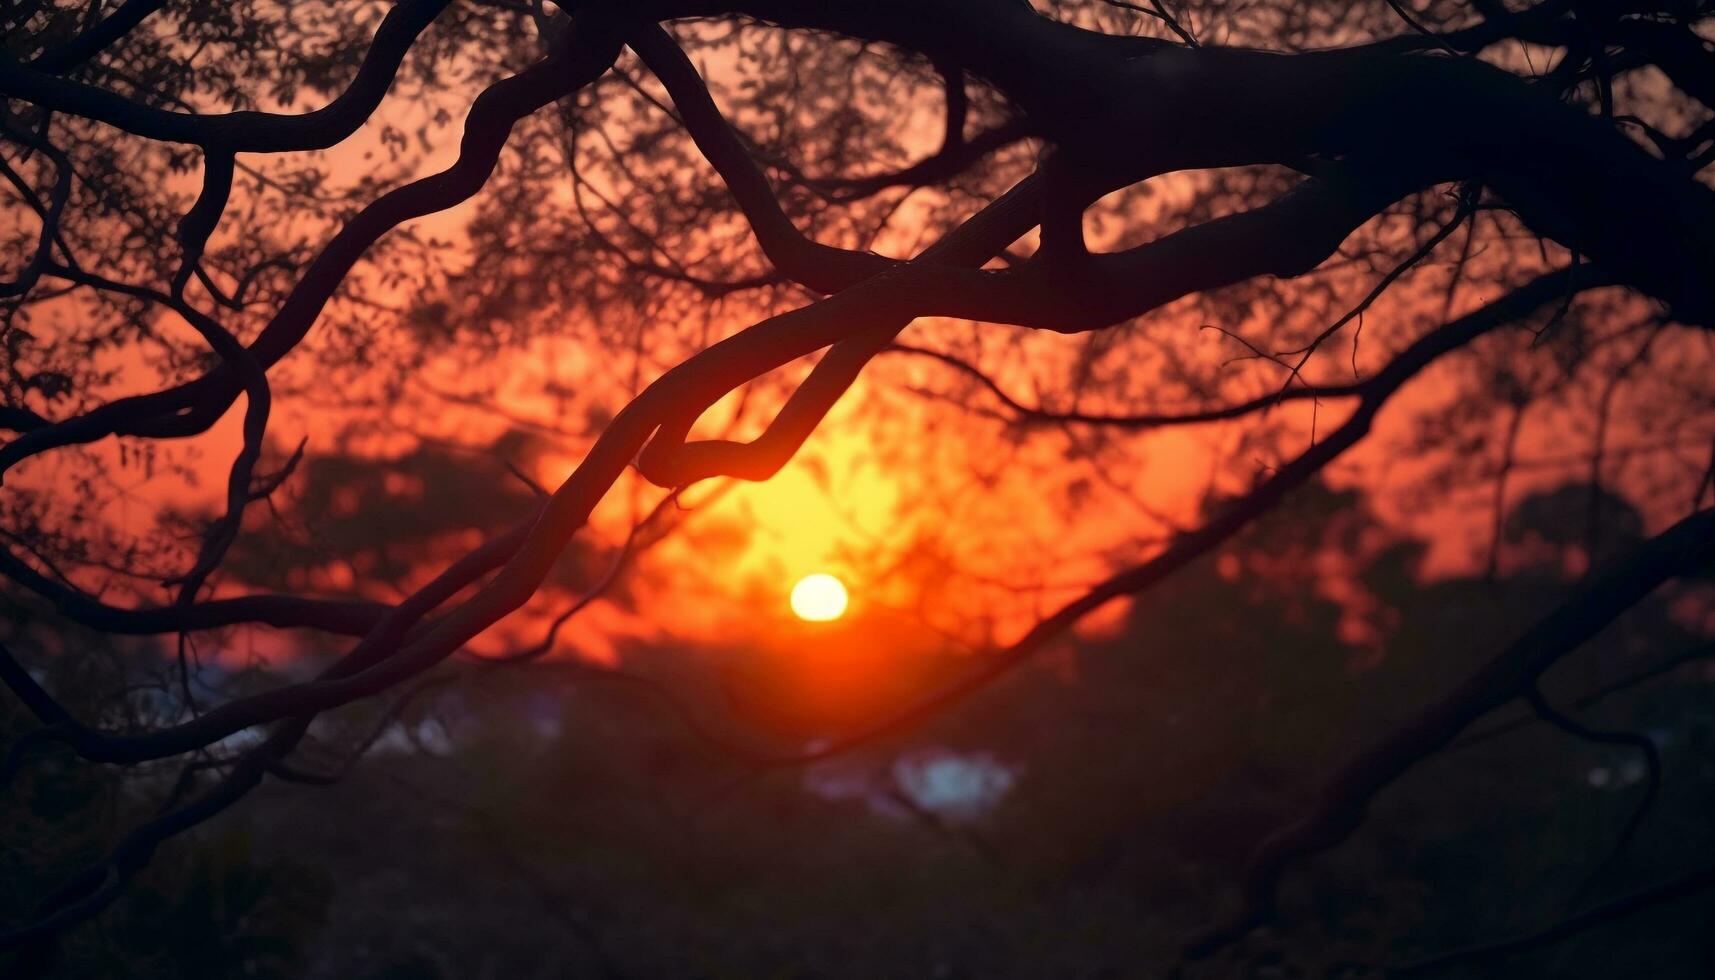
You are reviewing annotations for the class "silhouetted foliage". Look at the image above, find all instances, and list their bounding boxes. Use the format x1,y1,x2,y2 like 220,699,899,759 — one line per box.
3,0,1714,975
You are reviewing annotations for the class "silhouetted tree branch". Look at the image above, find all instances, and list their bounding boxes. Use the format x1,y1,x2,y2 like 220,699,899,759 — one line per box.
2,0,1712,958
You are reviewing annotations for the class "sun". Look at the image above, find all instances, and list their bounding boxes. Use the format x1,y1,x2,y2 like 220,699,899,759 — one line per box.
790,573,849,622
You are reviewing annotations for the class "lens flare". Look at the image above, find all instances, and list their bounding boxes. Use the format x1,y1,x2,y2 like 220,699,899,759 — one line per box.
790,573,849,622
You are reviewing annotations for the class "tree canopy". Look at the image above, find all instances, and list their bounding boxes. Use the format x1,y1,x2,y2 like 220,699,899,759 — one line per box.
2,0,1714,973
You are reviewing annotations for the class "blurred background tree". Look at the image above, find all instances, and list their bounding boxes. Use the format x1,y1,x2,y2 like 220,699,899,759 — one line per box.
3,0,1714,975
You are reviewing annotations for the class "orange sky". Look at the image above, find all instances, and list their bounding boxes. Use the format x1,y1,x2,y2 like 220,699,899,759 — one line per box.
7,18,1714,690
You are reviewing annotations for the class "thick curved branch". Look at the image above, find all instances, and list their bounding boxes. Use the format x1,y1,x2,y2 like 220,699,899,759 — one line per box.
868,170,1422,335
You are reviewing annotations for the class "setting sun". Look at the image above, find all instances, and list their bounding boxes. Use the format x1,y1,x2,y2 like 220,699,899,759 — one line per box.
790,573,849,622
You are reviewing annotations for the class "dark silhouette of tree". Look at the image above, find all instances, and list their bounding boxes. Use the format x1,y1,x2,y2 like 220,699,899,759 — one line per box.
2,0,1714,971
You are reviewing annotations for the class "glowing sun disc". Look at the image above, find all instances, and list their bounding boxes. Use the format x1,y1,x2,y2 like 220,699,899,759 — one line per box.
790,573,849,622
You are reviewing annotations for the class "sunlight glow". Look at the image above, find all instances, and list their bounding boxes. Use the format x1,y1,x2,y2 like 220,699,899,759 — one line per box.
790,573,849,622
